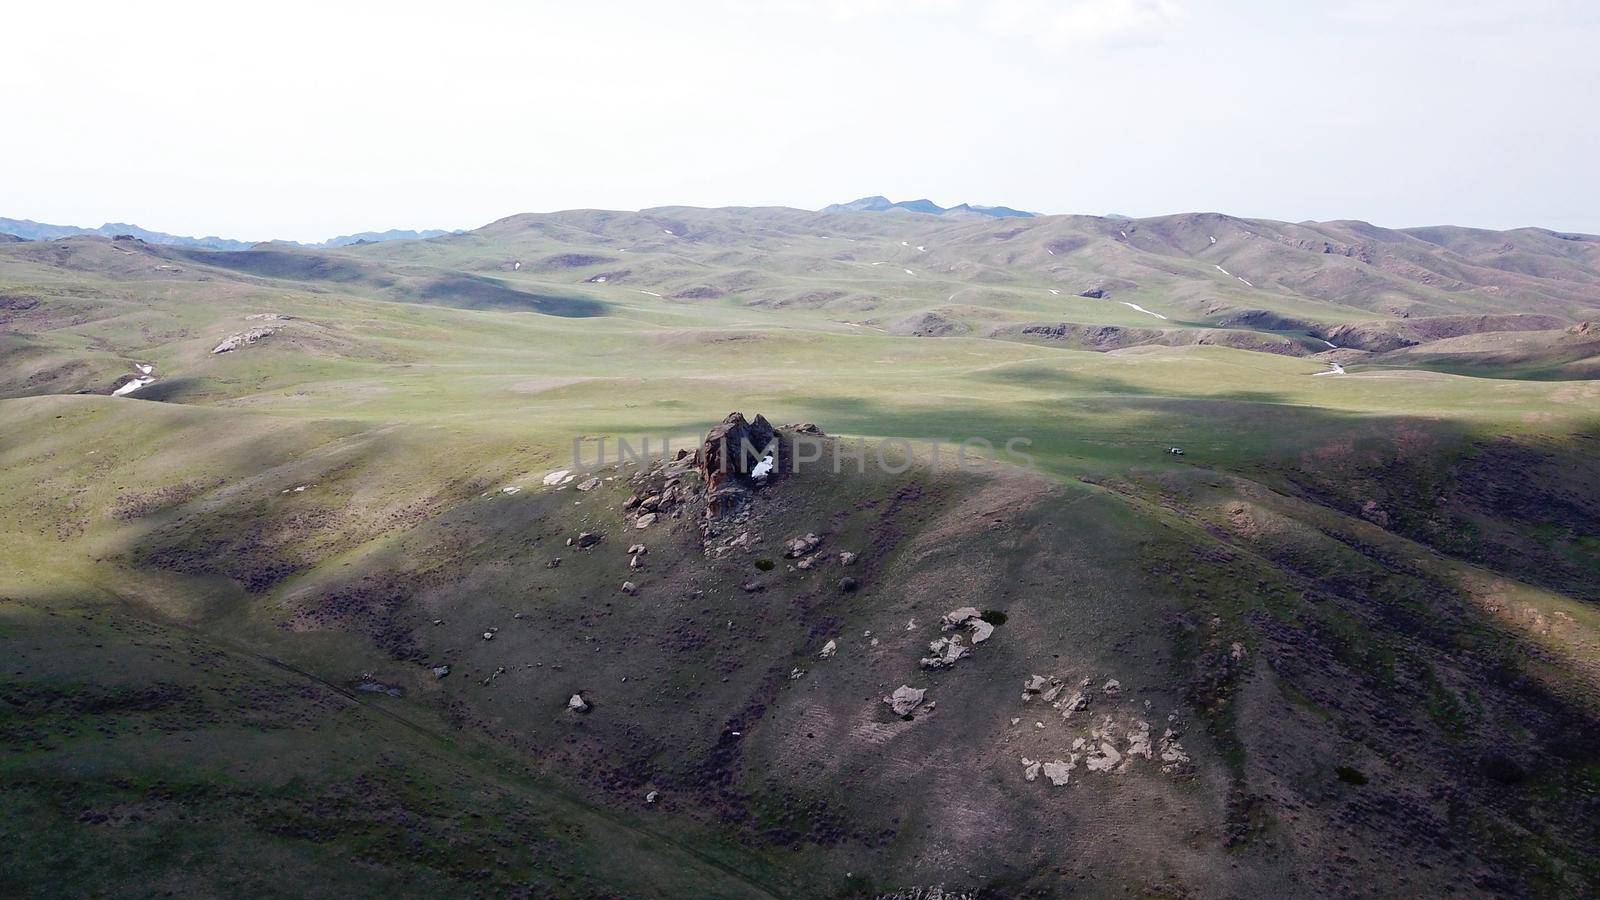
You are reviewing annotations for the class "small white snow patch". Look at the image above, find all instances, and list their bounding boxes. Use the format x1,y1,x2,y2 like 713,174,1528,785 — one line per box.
637,290,663,298
1214,264,1231,276
513,261,521,270
751,454,774,481
904,268,914,276
113,377,154,397
1209,235,1216,244
1048,289,1060,296
1313,362,1347,377
662,229,674,235
1237,276,1254,287
1045,248,1055,255
1322,339,1338,349
917,245,926,252
1121,302,1168,320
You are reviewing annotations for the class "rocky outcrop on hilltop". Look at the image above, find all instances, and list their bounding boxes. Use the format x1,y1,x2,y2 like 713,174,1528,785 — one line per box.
697,412,779,517
212,324,281,353
888,311,970,337
997,322,1309,356
1325,313,1570,352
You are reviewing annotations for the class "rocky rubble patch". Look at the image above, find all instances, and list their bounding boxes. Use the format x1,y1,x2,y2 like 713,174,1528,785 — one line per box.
918,607,997,670
212,324,281,353
1011,670,1191,789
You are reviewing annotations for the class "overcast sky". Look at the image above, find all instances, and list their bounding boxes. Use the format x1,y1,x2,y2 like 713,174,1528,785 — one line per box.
6,0,1598,242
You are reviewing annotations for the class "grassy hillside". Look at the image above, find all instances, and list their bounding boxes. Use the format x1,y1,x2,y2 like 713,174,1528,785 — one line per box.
2,207,1597,897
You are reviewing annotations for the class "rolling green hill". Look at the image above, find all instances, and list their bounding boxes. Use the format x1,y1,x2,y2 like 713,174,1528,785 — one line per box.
2,206,1597,897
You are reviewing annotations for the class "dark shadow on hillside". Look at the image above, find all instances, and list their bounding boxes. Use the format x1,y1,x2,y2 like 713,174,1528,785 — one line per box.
131,377,206,403
414,275,605,317
172,247,373,283
169,247,607,318
779,382,1600,603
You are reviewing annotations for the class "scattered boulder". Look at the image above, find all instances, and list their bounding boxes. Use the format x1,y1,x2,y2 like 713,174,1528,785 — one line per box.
941,607,995,644
634,513,658,529
838,551,857,566
838,576,859,593
627,543,647,555
1078,288,1105,299
1124,720,1154,764
575,532,602,549
819,639,837,659
431,665,450,678
921,635,968,669
1062,691,1090,717
942,607,982,627
620,581,638,595
568,693,590,713
543,469,571,486
1086,740,1123,773
575,477,601,492
886,685,926,716
785,533,822,558
1041,760,1076,786
1159,728,1190,772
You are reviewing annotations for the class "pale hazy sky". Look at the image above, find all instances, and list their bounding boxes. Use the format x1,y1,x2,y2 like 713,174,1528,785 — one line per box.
7,0,1598,241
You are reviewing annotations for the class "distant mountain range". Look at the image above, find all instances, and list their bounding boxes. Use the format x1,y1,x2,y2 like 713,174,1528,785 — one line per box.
821,196,1037,218
0,217,457,251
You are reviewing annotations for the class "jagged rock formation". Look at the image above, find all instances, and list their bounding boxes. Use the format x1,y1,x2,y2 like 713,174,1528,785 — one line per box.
696,412,779,517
